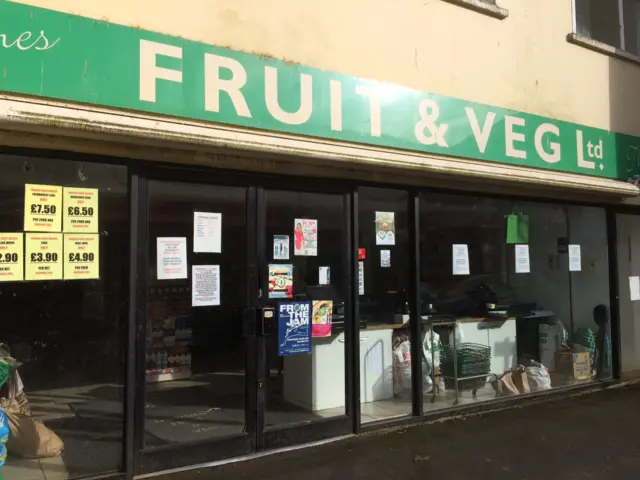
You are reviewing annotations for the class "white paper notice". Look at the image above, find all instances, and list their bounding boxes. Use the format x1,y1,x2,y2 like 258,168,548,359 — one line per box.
515,245,531,274
358,261,365,295
380,250,391,268
157,237,188,280
193,212,222,253
568,244,582,272
452,244,470,275
192,265,220,306
630,276,640,301
319,266,330,285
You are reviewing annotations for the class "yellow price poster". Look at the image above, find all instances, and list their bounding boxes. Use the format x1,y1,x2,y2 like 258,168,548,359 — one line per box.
64,234,100,280
25,233,63,281
0,233,24,282
63,187,99,233
24,184,62,232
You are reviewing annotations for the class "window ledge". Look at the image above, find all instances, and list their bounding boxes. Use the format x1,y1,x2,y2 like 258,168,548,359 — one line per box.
440,0,509,20
567,33,640,67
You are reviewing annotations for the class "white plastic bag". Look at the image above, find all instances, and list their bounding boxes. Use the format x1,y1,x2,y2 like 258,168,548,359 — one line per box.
423,330,441,370
392,340,412,396
421,365,434,394
525,361,551,392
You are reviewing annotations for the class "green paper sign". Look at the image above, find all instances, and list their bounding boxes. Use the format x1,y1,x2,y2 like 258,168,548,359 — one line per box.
506,214,529,244
1,1,640,180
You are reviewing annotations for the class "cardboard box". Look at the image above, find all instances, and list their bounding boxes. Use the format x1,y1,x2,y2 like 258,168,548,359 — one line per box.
555,351,591,381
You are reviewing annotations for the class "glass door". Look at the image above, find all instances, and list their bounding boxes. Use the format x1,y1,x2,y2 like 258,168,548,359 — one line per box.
139,177,258,472
257,187,353,447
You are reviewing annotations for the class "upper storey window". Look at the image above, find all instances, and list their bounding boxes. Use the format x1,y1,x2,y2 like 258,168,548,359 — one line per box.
576,0,640,56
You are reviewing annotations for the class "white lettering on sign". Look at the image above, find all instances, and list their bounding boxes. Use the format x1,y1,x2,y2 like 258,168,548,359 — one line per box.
330,80,343,131
505,115,527,159
415,99,449,147
265,66,313,125
0,30,60,51
204,53,251,117
139,39,183,103
281,302,310,317
535,123,561,164
134,40,609,176
465,107,496,154
576,130,596,170
355,85,382,137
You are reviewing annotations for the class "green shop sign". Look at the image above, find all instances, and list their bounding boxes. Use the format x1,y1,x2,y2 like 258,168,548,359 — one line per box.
1,0,640,181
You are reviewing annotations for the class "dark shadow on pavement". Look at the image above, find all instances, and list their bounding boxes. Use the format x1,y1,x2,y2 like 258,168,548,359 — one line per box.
161,384,640,480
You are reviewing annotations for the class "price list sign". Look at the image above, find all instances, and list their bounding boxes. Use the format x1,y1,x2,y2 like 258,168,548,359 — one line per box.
64,234,99,280
24,184,62,232
63,188,98,233
0,233,23,282
25,233,63,281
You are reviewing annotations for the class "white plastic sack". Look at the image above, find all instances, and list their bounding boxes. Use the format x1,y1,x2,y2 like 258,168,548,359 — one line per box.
525,361,551,392
421,364,434,394
392,340,412,396
422,330,441,370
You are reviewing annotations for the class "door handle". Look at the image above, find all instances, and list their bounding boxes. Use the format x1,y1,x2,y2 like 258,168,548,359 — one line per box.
242,307,276,337
260,307,277,337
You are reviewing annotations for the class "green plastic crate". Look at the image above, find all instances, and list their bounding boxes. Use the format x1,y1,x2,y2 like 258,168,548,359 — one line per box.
440,343,492,379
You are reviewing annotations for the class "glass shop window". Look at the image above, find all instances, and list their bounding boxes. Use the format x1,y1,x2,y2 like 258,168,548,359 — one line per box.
357,187,412,423
263,189,348,426
419,193,610,413
0,154,127,479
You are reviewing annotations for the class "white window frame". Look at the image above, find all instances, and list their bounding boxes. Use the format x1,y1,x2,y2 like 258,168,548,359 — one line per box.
619,0,627,51
572,0,633,52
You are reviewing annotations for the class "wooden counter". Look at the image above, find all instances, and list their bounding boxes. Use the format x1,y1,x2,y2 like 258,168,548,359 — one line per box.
364,317,516,331
365,323,408,331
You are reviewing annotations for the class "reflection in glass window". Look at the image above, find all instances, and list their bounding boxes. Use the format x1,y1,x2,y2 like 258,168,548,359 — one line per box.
0,155,127,479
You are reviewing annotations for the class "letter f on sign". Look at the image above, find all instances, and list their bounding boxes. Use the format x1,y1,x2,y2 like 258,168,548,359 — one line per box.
139,40,183,103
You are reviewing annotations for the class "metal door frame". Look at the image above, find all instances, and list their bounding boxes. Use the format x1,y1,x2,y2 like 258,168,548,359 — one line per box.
131,166,260,475
254,184,354,450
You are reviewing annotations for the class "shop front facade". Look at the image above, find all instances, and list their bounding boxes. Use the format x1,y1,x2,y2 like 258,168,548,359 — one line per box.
1,0,640,479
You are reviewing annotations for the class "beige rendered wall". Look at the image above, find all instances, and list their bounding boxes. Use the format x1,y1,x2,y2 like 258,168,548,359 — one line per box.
10,0,640,137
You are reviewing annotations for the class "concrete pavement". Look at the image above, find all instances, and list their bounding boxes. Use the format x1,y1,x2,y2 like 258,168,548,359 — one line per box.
162,384,640,480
